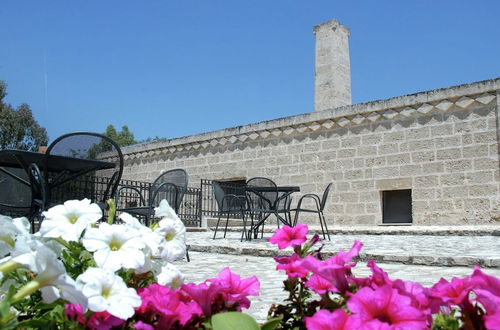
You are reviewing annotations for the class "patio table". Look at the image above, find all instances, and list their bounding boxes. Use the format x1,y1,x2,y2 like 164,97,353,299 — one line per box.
0,149,115,222
245,185,300,239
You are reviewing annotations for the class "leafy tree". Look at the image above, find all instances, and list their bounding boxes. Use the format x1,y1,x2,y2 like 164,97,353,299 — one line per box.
103,124,137,147
0,80,48,151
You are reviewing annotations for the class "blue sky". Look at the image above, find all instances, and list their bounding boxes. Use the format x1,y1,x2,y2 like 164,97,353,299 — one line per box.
1,1,499,143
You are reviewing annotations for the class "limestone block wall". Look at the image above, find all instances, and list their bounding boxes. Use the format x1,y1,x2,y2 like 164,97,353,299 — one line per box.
121,78,500,226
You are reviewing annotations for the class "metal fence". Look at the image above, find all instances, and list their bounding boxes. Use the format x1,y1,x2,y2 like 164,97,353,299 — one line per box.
49,176,202,227
2,175,242,227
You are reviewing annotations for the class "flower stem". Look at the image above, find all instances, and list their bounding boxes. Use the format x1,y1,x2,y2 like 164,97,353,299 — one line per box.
107,199,116,224
54,237,71,249
11,280,42,303
0,260,21,274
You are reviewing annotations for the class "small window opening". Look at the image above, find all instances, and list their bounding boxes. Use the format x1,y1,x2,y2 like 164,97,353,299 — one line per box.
382,189,412,224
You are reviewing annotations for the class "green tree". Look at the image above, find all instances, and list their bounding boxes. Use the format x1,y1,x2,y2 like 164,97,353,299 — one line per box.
103,124,137,147
0,80,48,151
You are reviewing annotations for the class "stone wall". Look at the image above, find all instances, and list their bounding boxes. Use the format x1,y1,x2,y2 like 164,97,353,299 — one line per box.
121,78,500,226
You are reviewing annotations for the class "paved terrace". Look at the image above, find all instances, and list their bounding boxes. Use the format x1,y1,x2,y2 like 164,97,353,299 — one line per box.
175,225,500,322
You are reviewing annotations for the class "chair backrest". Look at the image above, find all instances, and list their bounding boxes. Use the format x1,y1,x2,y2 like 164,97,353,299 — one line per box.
0,167,31,216
213,182,246,212
246,177,278,210
45,132,124,205
320,183,333,211
151,168,188,212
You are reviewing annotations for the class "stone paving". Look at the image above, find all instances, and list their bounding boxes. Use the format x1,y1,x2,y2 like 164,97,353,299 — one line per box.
175,226,500,322
188,226,500,267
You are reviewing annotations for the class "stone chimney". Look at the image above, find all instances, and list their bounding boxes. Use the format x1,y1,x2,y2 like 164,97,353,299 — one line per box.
314,19,352,112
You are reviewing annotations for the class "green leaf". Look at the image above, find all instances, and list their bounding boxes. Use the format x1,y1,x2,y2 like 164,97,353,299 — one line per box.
260,317,281,330
211,312,260,330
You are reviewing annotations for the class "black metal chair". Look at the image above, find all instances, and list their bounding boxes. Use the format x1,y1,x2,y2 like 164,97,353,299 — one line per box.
115,168,188,226
0,164,46,232
245,177,279,239
44,132,124,214
292,183,332,240
212,182,248,241
275,192,293,227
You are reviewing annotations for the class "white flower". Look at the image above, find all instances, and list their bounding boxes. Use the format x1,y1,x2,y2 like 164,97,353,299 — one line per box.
39,199,102,242
154,199,180,221
0,215,30,258
156,263,184,289
0,215,19,257
120,213,161,254
76,267,141,320
41,274,88,309
10,245,87,308
154,218,186,261
81,223,146,272
8,235,46,272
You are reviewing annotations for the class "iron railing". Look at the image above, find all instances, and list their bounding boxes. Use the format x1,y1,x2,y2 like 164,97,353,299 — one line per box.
2,176,246,227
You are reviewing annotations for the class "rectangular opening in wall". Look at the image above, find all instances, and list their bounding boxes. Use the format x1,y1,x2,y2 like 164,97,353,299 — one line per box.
382,189,412,224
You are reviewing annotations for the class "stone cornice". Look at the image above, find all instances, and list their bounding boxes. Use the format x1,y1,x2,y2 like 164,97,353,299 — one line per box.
121,78,500,161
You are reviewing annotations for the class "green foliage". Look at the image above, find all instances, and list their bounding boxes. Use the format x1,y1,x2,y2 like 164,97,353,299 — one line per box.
0,80,48,151
431,311,461,330
103,124,137,147
209,312,280,330
60,240,96,279
211,312,260,330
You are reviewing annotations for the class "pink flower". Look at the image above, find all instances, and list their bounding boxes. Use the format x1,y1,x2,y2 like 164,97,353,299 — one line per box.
269,224,308,249
181,282,221,316
366,259,393,288
209,267,260,310
305,309,356,330
274,254,309,278
347,285,428,329
138,284,201,328
305,274,336,294
471,266,500,297
471,266,500,327
299,240,363,293
65,304,85,324
430,276,475,305
87,311,125,330
133,321,155,330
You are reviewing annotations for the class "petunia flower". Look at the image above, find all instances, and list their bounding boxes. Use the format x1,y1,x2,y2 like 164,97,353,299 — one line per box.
430,276,475,306
137,283,201,327
209,267,260,310
156,263,185,289
154,217,186,261
305,309,356,330
299,240,363,293
274,254,309,278
82,223,146,272
269,224,308,249
87,310,126,330
470,266,500,328
12,245,87,308
65,303,86,324
76,267,141,320
347,285,428,329
40,199,102,242
154,199,181,221
305,274,336,295
0,215,30,257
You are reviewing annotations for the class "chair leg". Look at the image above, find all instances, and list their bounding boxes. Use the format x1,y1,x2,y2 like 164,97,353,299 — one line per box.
213,212,223,239
240,208,248,242
317,211,326,240
223,212,230,238
320,211,331,240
